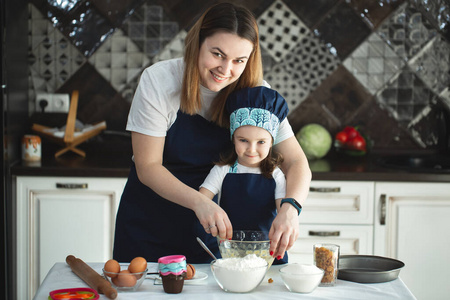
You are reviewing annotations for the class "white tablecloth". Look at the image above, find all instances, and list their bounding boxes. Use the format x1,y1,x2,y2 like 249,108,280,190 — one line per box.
34,262,417,300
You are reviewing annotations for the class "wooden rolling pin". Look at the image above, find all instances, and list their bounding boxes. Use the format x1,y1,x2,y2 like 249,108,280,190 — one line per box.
66,255,118,299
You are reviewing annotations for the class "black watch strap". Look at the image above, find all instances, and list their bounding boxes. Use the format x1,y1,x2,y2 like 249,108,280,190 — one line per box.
280,198,302,215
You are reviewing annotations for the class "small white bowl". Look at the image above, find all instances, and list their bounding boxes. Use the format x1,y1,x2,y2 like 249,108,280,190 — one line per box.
279,264,324,293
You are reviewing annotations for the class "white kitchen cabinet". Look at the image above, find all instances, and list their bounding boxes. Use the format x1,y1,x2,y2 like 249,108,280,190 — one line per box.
374,182,450,300
289,181,374,264
15,176,127,300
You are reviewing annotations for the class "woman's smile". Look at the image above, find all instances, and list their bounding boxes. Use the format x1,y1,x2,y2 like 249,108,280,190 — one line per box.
210,71,229,82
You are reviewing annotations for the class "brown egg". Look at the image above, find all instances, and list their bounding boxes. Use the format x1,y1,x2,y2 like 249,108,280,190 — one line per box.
104,259,120,278
186,264,196,280
112,270,137,287
128,256,147,274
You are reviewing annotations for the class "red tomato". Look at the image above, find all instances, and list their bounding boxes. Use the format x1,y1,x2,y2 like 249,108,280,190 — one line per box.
347,135,366,151
335,131,348,144
343,126,360,139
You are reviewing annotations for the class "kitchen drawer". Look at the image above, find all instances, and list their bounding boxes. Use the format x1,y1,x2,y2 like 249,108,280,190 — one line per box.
300,181,374,224
288,224,373,265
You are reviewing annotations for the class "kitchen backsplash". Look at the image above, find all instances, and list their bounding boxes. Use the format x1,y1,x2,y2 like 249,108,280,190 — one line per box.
28,0,450,152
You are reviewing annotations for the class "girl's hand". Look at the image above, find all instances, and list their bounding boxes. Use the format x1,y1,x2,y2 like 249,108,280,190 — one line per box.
194,193,233,240
268,204,299,260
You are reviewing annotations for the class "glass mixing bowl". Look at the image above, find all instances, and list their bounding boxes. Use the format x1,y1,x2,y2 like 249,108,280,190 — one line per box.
217,230,275,268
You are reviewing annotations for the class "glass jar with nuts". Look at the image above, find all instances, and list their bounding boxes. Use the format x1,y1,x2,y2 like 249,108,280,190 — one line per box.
313,244,340,286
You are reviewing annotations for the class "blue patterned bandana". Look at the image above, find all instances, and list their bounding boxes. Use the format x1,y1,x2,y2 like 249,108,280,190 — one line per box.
227,86,289,140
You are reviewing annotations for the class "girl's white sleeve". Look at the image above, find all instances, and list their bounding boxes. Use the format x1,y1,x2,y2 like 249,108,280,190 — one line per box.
199,165,228,196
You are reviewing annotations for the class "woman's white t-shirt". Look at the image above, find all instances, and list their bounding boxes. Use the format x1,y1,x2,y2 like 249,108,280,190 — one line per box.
126,58,294,144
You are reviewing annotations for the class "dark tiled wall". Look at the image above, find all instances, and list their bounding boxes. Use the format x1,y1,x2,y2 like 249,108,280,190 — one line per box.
28,0,450,152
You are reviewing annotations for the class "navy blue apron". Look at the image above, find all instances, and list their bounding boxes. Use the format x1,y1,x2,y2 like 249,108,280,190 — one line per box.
219,162,288,264
113,111,231,263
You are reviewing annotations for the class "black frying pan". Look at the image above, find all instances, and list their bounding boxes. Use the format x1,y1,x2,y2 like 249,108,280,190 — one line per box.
338,255,405,283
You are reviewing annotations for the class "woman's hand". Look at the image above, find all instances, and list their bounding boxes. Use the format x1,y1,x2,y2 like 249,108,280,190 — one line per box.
196,188,233,239
269,202,299,259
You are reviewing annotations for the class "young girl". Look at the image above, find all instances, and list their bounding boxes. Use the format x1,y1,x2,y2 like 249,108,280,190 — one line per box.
200,86,301,264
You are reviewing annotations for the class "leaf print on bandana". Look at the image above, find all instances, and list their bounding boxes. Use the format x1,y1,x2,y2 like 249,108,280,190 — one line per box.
235,108,250,123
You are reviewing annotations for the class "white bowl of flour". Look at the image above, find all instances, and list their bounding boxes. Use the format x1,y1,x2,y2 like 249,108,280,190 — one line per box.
279,264,324,293
210,254,268,293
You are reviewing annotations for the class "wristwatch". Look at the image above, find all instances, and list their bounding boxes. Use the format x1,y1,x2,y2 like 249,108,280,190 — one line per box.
280,198,302,216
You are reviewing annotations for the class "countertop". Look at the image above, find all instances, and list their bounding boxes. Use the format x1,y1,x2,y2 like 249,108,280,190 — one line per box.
33,262,416,300
11,133,450,182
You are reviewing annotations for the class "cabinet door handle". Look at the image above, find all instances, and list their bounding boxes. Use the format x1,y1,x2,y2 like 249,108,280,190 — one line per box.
308,231,340,237
56,183,88,189
309,187,340,193
380,194,386,225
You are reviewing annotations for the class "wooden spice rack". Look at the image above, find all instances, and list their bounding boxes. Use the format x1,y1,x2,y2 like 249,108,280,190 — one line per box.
32,90,106,158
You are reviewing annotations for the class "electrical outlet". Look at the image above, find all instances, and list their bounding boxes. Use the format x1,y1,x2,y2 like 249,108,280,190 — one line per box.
35,93,70,113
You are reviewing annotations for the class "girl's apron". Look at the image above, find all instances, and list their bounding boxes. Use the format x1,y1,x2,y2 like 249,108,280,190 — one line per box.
113,111,230,263
219,162,288,264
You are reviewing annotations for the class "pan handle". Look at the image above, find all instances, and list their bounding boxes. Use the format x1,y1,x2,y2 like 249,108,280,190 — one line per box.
380,194,386,225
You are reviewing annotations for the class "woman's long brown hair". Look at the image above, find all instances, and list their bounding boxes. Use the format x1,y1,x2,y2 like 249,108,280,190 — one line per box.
181,2,263,128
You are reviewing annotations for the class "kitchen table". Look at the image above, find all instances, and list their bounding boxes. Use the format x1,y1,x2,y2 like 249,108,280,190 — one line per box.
33,262,416,300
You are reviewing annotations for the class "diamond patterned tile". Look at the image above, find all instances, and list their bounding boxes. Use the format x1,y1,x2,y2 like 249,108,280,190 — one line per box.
407,99,442,148
91,0,146,26
288,65,373,134
348,0,405,29
343,33,405,95
44,0,114,57
287,97,341,135
261,47,277,74
412,0,450,40
314,1,372,59
265,64,309,112
28,4,86,95
306,65,373,126
57,63,130,131
152,30,186,63
89,29,151,92
122,3,179,58
283,0,339,29
408,35,450,95
349,99,420,150
258,0,309,62
377,3,438,62
439,87,450,105
281,32,340,100
376,66,436,125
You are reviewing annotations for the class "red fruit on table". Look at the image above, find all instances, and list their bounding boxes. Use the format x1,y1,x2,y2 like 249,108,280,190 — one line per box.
335,131,348,144
343,126,359,139
347,135,366,151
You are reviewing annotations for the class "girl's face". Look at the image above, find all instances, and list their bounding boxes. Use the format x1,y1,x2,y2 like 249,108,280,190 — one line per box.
233,126,272,168
198,32,253,92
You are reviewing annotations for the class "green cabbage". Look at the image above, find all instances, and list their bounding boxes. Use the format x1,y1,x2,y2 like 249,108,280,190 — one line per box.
296,124,332,160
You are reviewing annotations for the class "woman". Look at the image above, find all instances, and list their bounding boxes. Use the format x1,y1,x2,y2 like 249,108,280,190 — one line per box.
113,2,311,263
